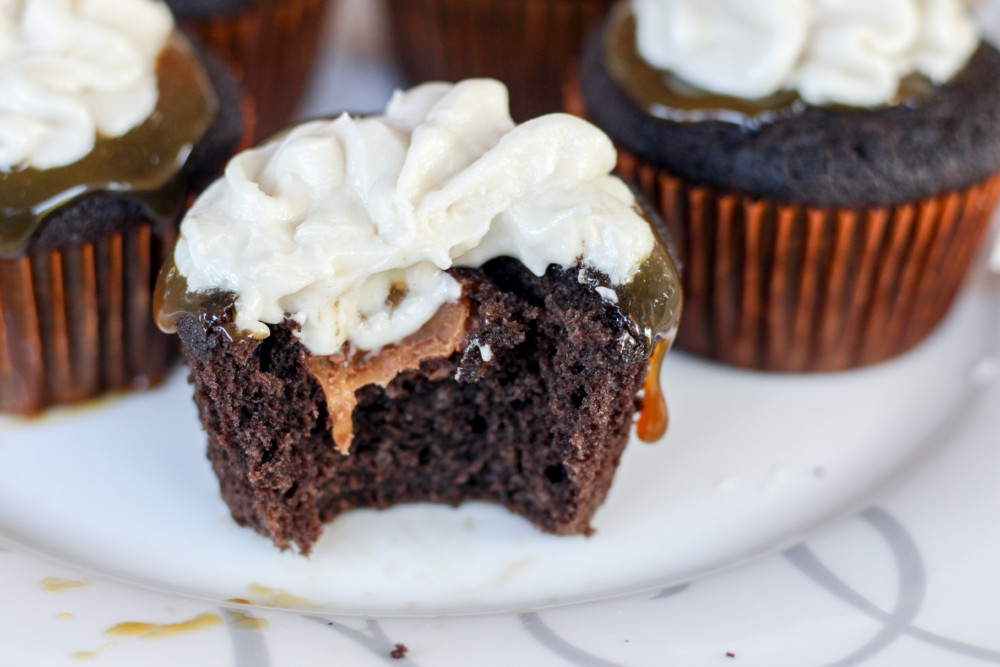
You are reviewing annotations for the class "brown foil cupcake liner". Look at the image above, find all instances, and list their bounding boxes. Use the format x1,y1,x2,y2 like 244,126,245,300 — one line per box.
385,0,617,121
617,151,1000,372
180,0,330,141
0,223,178,414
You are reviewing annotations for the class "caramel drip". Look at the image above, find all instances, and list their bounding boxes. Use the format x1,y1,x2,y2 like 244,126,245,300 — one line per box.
307,301,470,454
613,228,683,357
603,6,935,126
637,339,669,443
154,250,240,340
0,33,218,256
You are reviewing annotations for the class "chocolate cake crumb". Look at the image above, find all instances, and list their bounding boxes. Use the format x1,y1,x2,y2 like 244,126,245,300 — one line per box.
390,643,408,659
726,652,736,658
177,258,649,552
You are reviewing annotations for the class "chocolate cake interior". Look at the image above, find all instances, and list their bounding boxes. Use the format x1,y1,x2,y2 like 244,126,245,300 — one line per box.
177,258,648,553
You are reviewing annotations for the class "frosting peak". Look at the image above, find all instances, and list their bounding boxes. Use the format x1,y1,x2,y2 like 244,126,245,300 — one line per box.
173,80,656,356
0,0,174,170
632,0,978,106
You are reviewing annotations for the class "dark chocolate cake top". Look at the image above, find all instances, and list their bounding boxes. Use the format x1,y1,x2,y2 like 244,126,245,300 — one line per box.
581,11,1000,208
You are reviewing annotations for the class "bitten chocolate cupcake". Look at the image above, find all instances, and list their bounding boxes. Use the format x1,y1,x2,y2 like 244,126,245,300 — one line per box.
385,0,617,122
156,80,682,552
0,0,245,415
574,0,1000,372
164,0,331,140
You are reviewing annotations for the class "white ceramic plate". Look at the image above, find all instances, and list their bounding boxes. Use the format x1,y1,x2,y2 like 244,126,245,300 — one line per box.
2,2,1000,665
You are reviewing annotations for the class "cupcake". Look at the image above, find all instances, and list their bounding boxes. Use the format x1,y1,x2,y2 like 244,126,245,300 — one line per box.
385,0,617,122
164,0,332,140
155,79,682,552
0,0,247,415
572,0,1000,372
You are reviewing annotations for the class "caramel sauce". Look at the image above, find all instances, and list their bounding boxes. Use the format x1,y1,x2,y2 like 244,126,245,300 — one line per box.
618,229,681,444
71,643,114,661
154,250,240,339
40,577,90,594
604,5,936,126
105,612,223,640
612,229,682,358
0,33,218,257
247,584,314,609
307,300,471,454
637,339,669,443
587,209,681,443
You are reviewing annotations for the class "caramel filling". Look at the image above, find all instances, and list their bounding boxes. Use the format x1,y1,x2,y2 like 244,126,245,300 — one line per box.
0,33,218,256
604,5,935,125
307,301,470,454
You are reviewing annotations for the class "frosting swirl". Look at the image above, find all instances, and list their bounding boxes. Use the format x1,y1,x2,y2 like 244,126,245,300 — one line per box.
0,0,174,170
632,0,978,106
173,80,656,356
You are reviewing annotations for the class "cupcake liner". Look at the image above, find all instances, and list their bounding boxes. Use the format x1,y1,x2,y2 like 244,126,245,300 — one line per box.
385,0,616,121
0,222,178,414
179,0,330,140
617,150,1000,371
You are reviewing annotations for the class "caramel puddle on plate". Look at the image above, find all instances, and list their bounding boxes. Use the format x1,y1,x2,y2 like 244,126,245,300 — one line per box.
105,612,223,640
71,613,222,660
71,644,114,661
245,584,317,610
40,577,91,593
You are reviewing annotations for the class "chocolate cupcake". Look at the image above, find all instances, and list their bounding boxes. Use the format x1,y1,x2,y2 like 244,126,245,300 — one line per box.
165,0,332,140
385,0,617,122
573,0,1000,371
0,0,246,415
156,80,682,552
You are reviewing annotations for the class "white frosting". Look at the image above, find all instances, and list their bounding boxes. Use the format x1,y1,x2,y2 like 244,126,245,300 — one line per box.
174,80,654,355
632,0,978,106
0,0,173,170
